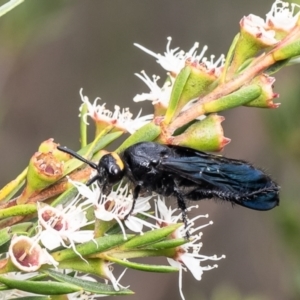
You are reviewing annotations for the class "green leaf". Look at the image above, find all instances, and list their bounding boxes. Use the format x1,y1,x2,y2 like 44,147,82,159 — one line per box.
220,33,240,83
203,84,262,113
46,269,134,295
164,66,192,124
10,222,33,234
116,122,161,153
0,228,11,247
146,238,187,250
120,223,182,249
0,204,37,220
52,234,134,261
265,58,290,75
107,255,178,272
0,276,81,295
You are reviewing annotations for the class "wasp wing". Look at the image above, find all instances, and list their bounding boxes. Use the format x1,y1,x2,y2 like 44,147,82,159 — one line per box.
159,147,266,192
157,146,279,210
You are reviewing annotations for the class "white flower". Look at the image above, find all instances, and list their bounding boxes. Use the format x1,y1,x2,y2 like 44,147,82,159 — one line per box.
266,0,300,31
133,71,173,106
154,196,182,226
101,262,128,291
37,197,94,257
70,179,153,238
79,89,153,134
134,37,224,76
240,14,278,46
154,198,225,300
134,38,225,106
134,37,201,75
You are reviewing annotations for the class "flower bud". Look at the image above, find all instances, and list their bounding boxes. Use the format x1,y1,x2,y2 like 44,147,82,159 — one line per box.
230,15,278,73
244,74,279,108
164,60,218,124
170,114,230,152
18,152,64,204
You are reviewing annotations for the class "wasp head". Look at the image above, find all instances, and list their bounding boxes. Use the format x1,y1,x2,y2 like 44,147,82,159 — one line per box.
56,146,125,195
87,153,125,195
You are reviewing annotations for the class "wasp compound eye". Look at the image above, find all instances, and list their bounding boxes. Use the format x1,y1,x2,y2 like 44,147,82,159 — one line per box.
100,153,125,184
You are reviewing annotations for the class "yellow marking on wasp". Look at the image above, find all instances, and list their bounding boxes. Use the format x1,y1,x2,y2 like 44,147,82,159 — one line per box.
111,152,124,171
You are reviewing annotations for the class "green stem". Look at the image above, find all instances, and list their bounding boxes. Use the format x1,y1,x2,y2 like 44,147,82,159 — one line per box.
80,103,88,148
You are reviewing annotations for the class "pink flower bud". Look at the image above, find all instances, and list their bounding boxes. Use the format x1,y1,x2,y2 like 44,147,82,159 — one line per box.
245,74,280,108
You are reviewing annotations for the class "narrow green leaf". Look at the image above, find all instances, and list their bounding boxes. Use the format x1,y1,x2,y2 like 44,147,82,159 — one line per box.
164,66,192,124
107,255,178,272
203,84,262,113
0,228,11,247
46,269,134,295
116,122,161,153
146,238,187,250
266,58,290,75
121,223,182,249
10,222,33,234
52,234,134,261
220,33,240,83
0,204,36,220
0,276,81,295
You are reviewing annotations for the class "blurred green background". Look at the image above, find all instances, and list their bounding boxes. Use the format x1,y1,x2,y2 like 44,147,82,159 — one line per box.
0,0,299,299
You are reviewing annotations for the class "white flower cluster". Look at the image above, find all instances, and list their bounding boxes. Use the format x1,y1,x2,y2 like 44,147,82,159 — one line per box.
7,179,224,300
134,37,225,108
68,180,224,300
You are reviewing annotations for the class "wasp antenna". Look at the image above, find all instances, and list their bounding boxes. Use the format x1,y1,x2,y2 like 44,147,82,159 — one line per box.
57,146,98,169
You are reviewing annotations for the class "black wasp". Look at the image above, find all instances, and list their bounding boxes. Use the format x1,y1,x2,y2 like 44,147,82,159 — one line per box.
58,142,279,234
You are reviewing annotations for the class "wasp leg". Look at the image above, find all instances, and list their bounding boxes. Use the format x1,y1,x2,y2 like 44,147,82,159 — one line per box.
124,185,141,220
86,175,101,186
174,190,190,239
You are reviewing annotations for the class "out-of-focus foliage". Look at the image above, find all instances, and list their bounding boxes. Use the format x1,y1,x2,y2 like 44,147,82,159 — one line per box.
0,0,66,50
